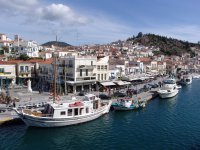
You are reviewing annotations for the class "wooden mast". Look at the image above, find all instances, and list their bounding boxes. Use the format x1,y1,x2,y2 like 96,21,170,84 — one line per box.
53,53,57,103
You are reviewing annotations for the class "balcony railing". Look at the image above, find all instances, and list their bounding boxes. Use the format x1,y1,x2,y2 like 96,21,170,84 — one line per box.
78,65,95,69
76,73,96,78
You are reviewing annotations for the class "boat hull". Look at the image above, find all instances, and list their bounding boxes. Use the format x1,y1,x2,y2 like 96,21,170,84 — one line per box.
158,90,178,99
112,103,136,111
15,102,112,127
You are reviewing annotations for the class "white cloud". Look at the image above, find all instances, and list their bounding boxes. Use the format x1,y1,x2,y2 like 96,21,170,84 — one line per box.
36,3,88,26
1,0,199,45
0,0,38,12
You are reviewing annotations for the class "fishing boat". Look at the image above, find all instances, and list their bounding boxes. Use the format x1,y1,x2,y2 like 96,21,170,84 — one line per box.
157,78,179,99
13,94,112,127
13,56,112,127
112,97,139,110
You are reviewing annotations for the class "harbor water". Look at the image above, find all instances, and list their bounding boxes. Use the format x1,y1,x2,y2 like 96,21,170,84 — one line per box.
1,80,200,150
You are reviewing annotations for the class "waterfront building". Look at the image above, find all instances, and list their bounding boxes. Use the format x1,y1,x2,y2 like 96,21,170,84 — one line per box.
125,61,144,75
0,62,16,88
60,55,97,93
137,57,152,73
96,56,109,82
15,62,34,85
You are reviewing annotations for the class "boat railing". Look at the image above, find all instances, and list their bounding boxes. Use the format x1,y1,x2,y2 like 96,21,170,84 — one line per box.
23,109,53,117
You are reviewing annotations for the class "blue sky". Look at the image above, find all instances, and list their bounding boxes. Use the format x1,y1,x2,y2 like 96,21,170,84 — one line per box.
0,0,200,45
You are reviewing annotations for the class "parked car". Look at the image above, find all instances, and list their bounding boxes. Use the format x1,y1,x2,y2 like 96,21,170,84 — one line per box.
99,94,111,100
148,83,159,88
143,84,151,90
113,91,126,97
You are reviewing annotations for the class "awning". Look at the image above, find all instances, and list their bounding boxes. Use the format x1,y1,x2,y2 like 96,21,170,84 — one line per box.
101,82,115,86
114,81,131,86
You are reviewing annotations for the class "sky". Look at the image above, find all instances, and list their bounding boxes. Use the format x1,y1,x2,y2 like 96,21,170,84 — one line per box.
0,0,200,45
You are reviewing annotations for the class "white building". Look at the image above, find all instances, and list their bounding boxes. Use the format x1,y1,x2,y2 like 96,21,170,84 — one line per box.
61,56,97,93
0,63,16,88
96,56,109,82
13,35,40,58
0,33,13,54
38,55,110,93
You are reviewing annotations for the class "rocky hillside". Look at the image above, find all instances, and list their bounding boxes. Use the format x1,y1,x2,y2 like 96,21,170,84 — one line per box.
127,33,200,56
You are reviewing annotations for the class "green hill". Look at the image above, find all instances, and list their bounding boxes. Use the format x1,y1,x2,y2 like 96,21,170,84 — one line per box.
42,41,71,47
127,33,200,56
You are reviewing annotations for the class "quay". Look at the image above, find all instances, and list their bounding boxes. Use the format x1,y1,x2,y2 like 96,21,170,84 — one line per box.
0,89,159,125
0,77,163,125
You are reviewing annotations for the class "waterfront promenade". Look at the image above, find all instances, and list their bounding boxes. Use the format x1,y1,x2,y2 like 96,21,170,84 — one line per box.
0,77,164,124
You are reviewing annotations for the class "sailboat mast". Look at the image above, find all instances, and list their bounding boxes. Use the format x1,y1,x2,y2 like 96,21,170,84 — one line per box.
53,55,57,103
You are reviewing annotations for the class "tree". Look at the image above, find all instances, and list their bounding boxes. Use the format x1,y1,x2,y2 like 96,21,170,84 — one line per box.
19,54,30,61
136,32,143,38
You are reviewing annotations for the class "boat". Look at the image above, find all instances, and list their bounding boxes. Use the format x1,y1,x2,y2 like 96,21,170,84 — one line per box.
13,56,112,127
157,78,179,99
179,75,192,85
13,94,112,127
112,97,139,110
192,74,200,79
176,85,182,89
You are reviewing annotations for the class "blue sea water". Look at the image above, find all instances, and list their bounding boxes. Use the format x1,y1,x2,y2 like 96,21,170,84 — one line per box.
1,81,200,150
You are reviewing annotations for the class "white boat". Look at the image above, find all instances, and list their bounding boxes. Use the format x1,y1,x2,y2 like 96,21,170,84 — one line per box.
176,85,182,89
13,94,112,127
192,74,200,79
179,75,192,85
157,78,179,99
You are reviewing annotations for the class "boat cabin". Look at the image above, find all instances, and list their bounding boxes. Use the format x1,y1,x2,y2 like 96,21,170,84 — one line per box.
38,94,102,118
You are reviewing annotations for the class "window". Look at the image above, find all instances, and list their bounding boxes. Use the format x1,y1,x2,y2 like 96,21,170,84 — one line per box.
97,65,100,70
101,74,103,80
80,69,82,76
20,66,24,72
0,68,4,73
86,69,88,76
104,74,107,80
69,60,73,67
68,109,72,116
60,111,66,115
86,107,89,113
98,74,100,81
25,66,29,72
91,61,93,66
101,66,103,70
80,108,84,115
104,66,107,70
74,108,78,116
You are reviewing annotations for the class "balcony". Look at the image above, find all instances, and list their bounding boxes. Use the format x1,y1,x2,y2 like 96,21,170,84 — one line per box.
76,77,96,82
76,73,96,78
78,65,95,69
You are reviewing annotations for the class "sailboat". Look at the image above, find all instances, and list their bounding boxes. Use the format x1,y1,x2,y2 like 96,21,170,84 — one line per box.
13,56,112,127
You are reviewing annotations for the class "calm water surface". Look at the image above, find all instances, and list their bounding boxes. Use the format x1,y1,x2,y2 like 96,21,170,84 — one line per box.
1,81,200,150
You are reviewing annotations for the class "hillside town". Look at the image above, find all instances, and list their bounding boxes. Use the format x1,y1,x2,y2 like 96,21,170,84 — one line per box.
0,33,200,95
